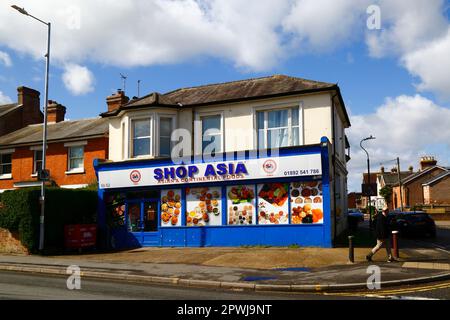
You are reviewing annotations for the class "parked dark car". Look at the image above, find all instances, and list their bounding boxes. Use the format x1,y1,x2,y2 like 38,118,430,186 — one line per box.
387,211,436,238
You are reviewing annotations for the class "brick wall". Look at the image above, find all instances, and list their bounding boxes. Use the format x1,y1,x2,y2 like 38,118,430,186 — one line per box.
0,136,108,190
429,175,450,205
0,228,29,254
392,167,447,208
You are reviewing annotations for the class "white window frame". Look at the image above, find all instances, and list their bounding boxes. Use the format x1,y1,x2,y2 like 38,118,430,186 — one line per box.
254,104,303,149
194,111,224,155
0,149,13,179
32,150,43,176
129,116,153,159
66,145,85,174
156,114,177,157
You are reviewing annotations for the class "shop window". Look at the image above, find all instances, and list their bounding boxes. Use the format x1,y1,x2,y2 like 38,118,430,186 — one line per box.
131,118,152,157
0,153,12,177
127,203,142,232
257,183,289,224
160,189,182,227
227,185,256,225
68,146,84,171
186,186,222,226
257,107,300,149
159,117,173,157
290,181,323,224
201,114,222,155
33,150,43,174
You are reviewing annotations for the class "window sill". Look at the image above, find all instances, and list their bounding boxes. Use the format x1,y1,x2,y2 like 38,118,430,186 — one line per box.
31,173,38,178
65,169,85,175
0,174,12,180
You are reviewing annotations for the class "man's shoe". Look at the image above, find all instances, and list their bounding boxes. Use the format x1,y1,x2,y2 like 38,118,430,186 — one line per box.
387,256,395,262
366,254,372,262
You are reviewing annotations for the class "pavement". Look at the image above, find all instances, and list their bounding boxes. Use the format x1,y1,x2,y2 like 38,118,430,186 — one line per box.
0,221,449,293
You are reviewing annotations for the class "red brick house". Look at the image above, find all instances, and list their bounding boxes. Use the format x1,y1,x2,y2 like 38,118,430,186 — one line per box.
0,86,43,137
0,99,109,192
392,157,449,209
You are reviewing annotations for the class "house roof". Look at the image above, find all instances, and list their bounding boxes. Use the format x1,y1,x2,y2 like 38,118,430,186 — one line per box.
0,117,108,148
397,165,448,186
362,173,378,184
0,103,20,118
380,172,414,186
101,75,350,126
422,170,450,186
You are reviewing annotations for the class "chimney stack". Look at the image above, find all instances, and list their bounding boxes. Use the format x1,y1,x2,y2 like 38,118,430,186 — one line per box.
420,156,437,171
380,166,385,173
47,100,66,123
17,86,43,127
106,89,129,112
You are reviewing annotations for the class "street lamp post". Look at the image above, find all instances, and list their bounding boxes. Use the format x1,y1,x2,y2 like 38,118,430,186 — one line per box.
360,135,376,229
12,5,51,252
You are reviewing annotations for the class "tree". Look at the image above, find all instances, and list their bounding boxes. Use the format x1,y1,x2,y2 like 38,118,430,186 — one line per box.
379,185,393,205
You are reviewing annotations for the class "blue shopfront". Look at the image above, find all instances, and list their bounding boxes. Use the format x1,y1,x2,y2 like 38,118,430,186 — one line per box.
94,137,333,249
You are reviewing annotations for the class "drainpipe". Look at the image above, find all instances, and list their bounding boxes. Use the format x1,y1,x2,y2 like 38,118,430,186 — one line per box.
331,92,338,243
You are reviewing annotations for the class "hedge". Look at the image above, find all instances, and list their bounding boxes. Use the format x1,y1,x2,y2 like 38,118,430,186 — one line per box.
0,187,97,253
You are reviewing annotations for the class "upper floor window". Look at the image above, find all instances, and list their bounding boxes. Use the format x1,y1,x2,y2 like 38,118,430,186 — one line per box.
68,146,84,171
33,150,43,174
201,114,222,154
257,107,300,149
131,118,152,157
159,117,173,157
0,153,12,177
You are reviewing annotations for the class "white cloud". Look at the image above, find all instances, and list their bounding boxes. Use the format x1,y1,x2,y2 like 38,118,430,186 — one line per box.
365,0,450,99
402,27,450,100
62,63,95,95
347,94,450,191
0,51,12,67
283,0,371,52
0,91,12,104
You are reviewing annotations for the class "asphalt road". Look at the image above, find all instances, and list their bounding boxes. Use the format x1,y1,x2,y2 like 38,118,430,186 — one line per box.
0,270,359,300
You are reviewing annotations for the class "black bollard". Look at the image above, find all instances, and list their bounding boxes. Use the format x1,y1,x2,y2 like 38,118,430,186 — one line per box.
348,235,355,263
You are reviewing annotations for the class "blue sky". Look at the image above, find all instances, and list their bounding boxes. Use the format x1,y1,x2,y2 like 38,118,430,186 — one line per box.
1,0,450,192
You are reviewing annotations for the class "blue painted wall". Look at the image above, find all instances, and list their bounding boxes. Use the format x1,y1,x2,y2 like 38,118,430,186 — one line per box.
95,138,334,249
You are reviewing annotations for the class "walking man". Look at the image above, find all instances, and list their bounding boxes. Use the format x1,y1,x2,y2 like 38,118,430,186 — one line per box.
366,206,395,262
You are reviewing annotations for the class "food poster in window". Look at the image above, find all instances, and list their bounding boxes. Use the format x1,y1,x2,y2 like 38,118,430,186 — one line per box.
186,187,222,226
290,181,323,224
227,185,256,225
105,193,126,229
160,189,182,227
257,183,289,225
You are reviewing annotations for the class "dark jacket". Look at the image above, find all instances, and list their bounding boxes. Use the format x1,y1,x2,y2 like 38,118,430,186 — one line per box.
375,212,390,240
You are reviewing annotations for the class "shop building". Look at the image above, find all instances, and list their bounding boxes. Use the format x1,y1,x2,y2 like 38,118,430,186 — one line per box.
95,75,351,248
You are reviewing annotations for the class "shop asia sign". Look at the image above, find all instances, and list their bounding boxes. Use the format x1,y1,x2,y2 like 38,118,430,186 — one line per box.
153,162,248,181
98,153,322,189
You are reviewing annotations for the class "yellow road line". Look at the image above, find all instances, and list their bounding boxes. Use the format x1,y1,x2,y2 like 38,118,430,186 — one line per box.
321,281,450,297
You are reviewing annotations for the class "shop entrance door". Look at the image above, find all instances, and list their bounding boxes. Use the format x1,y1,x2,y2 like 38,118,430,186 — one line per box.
125,199,161,246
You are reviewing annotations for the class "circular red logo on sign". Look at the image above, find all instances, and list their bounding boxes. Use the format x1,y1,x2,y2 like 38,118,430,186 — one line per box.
262,159,277,174
130,170,141,184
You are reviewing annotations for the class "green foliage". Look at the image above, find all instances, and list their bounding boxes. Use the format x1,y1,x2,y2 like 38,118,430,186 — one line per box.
379,185,393,204
0,187,97,253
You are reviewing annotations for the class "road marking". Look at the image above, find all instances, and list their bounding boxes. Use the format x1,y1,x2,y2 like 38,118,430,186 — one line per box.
321,281,450,297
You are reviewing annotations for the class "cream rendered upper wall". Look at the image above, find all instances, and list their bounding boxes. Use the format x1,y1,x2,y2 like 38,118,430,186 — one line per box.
192,92,333,152
108,91,342,161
